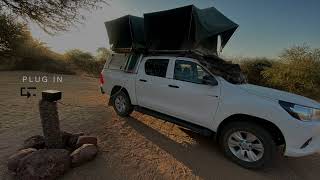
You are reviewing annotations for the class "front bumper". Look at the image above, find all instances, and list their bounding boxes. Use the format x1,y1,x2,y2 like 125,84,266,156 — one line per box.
284,118,320,157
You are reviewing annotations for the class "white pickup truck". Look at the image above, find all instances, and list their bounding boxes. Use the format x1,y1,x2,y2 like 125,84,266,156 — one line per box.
100,53,320,169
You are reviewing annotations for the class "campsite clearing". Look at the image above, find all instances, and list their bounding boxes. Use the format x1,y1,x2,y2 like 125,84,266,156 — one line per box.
1,71,320,180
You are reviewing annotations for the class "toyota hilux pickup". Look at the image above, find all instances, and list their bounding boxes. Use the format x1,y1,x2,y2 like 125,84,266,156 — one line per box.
100,53,320,169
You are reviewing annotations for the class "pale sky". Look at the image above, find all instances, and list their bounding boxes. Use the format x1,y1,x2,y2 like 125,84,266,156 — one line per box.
29,0,320,58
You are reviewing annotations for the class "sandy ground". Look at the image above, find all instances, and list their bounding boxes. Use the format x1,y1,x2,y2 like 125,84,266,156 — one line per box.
1,71,320,180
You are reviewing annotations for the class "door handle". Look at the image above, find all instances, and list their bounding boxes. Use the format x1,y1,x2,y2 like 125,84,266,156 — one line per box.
168,85,179,88
139,79,147,82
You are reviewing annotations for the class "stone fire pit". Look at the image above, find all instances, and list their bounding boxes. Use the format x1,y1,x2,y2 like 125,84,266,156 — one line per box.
7,90,98,180
7,132,98,180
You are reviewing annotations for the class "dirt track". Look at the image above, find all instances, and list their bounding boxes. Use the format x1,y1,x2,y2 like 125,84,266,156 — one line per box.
1,71,320,180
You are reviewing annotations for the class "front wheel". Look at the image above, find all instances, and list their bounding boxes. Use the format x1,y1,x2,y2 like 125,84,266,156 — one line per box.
112,91,133,117
219,122,276,169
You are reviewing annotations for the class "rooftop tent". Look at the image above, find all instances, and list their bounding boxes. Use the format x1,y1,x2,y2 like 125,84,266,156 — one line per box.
144,5,238,55
105,15,145,52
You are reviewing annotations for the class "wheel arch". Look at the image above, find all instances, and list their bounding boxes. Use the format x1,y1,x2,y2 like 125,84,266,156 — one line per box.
216,114,285,146
110,86,132,105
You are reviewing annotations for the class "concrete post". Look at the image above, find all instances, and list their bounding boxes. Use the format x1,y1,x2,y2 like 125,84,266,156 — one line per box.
39,90,63,149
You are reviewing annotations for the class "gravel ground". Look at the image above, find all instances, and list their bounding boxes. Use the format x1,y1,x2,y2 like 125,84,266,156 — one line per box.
1,71,320,180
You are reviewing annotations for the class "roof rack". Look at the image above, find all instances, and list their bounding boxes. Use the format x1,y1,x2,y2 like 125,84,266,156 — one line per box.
145,49,222,60
111,48,223,62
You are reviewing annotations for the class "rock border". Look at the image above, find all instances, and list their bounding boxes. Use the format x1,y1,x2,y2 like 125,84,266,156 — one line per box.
7,132,98,180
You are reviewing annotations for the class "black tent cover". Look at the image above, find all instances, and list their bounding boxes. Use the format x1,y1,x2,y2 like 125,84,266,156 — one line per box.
144,5,238,55
105,15,145,51
105,5,238,55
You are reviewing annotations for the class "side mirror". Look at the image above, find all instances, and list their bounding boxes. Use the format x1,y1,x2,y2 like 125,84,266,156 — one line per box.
202,75,218,86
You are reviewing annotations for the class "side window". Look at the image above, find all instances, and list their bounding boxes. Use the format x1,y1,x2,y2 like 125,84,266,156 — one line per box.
108,54,129,70
125,54,140,72
145,59,169,78
174,60,212,84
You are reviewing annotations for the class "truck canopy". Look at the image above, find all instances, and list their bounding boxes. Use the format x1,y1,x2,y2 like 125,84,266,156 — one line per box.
105,15,145,51
144,5,238,55
105,5,238,55
104,5,245,84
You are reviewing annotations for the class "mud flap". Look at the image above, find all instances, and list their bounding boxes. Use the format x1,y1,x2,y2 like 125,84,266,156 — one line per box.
100,86,105,94
108,98,113,106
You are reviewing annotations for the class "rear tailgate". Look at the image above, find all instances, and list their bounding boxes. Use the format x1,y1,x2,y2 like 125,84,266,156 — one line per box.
100,53,142,96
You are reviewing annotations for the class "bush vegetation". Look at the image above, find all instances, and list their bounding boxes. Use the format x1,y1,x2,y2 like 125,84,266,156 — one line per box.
0,13,110,76
0,13,73,74
64,48,110,76
239,46,320,100
240,58,273,86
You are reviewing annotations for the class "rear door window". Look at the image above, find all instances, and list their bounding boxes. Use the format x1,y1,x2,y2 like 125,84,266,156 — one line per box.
108,54,129,70
145,59,169,78
125,54,141,72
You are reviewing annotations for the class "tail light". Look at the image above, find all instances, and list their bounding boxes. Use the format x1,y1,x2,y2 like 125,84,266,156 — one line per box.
99,73,104,85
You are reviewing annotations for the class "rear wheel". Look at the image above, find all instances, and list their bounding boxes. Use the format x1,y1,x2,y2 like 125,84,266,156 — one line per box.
112,91,133,117
219,121,276,169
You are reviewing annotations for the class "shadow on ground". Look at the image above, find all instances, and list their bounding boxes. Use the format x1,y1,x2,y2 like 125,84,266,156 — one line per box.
122,115,320,180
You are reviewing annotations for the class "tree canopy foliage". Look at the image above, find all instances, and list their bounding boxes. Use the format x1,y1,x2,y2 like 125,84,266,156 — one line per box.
0,13,25,54
0,12,71,73
0,0,108,34
0,12,109,75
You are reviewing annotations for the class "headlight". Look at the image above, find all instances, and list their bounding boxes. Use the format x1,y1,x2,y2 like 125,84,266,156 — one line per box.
279,100,320,121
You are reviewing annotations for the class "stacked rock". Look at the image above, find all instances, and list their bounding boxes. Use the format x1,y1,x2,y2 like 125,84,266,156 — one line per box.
7,132,99,180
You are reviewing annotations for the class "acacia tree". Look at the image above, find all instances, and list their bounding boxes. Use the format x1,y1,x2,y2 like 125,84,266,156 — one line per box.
96,47,111,61
0,13,25,54
0,0,108,34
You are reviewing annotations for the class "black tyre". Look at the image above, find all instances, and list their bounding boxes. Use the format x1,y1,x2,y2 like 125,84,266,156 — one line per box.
219,121,276,169
112,91,133,117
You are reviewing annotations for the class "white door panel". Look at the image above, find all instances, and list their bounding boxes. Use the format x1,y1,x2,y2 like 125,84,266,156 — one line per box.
166,80,219,127
136,76,173,112
136,58,172,113
164,59,220,128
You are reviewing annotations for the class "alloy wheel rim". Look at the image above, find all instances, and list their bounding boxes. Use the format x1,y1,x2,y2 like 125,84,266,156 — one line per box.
115,95,126,113
228,131,264,162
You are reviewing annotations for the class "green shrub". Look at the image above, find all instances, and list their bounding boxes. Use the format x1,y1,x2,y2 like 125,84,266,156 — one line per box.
262,46,320,100
240,58,273,86
64,49,107,76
